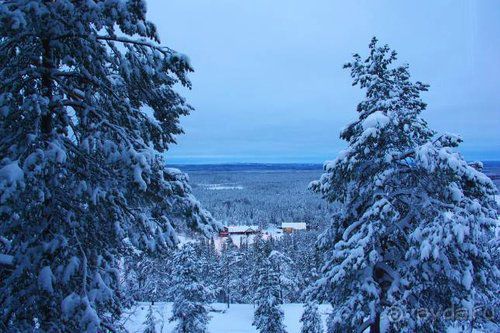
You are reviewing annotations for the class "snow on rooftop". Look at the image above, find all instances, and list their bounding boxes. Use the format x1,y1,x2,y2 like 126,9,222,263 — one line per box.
226,225,260,233
281,222,307,230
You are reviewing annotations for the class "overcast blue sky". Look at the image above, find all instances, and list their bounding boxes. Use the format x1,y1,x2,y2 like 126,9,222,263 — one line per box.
147,0,499,164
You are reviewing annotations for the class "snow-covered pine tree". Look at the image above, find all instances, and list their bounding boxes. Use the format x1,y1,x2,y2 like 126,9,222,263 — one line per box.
123,250,174,302
268,250,297,303
236,241,255,303
294,232,321,301
170,243,210,333
309,38,498,332
300,301,322,333
143,304,157,333
253,257,287,333
0,1,219,331
221,237,242,307
249,234,269,298
196,238,222,303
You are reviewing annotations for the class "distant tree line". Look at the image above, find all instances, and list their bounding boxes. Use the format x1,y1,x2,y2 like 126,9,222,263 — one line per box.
189,171,333,230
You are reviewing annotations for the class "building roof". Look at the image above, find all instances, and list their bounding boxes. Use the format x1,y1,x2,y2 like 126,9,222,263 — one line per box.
281,222,307,230
226,225,260,233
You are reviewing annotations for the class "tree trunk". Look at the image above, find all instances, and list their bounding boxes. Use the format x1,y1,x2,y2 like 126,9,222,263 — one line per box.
370,312,381,333
226,260,230,308
41,37,53,136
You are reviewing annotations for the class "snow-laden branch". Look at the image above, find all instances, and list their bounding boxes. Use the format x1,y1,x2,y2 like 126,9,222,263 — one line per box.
0,254,14,267
95,35,175,54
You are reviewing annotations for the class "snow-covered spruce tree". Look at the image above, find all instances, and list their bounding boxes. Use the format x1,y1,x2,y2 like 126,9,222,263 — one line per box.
300,301,323,333
253,257,287,333
0,1,219,332
195,238,223,303
123,250,174,302
221,237,242,307
268,250,297,303
309,38,498,332
236,241,255,303
143,304,157,333
169,243,210,333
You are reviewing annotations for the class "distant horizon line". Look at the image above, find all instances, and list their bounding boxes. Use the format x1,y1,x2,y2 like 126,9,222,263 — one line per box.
166,152,500,165
170,161,323,165
168,160,500,166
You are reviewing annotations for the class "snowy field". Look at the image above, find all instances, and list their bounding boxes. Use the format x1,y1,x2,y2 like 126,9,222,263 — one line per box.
123,302,332,333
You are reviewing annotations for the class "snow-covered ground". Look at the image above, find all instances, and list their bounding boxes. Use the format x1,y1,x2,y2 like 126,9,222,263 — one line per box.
123,302,495,332
123,302,331,333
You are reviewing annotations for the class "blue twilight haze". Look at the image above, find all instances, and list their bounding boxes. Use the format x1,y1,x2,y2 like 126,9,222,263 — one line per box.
146,0,499,164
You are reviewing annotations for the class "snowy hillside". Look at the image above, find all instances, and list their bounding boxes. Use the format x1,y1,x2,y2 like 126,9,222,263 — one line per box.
124,302,331,333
